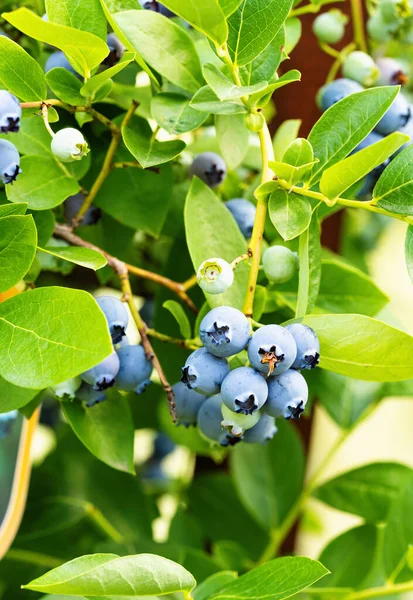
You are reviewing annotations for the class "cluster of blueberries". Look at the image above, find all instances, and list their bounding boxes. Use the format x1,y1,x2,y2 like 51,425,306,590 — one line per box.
176,306,320,447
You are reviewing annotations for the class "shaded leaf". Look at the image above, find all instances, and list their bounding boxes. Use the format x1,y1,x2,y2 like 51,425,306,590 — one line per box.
0,215,37,292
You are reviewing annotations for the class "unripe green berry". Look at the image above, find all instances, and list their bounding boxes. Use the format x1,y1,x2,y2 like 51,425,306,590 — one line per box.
51,128,89,163
313,10,348,44
244,112,265,132
263,246,299,284
367,12,393,41
221,404,261,436
197,258,234,295
342,51,379,87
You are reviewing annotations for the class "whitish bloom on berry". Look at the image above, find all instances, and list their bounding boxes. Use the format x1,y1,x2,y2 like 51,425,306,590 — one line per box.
197,258,234,295
51,128,89,163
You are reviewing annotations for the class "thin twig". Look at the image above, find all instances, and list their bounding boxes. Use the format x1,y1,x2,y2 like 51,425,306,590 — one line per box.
41,104,55,138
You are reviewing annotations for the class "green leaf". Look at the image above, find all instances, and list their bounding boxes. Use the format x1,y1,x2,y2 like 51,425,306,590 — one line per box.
0,36,47,100
95,151,173,236
405,225,413,284
215,114,249,170
298,313,413,381
0,215,37,292
23,553,196,595
39,246,107,271
114,10,203,93
373,144,413,215
162,299,192,339
273,119,301,161
240,27,285,86
295,215,321,317
190,86,246,115
284,16,302,55
227,0,293,68
218,0,243,17
246,70,301,109
203,63,268,101
315,463,413,523
269,160,315,186
62,391,135,473
6,155,80,210
151,93,208,135
1,114,52,156
185,178,248,310
81,52,135,98
230,420,304,530
0,376,38,412
45,67,85,106
45,0,107,40
268,189,312,241
283,138,314,166
0,202,27,217
209,556,328,600
3,8,109,77
31,209,56,246
0,287,113,389
320,132,408,199
308,86,399,186
160,0,228,46
122,115,186,168
384,477,413,575
193,572,238,600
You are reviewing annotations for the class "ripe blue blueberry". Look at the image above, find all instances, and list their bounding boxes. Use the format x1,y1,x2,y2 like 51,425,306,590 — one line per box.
243,413,278,444
0,139,21,184
51,128,89,163
189,152,227,188
139,0,175,17
96,296,129,344
105,33,125,66
64,193,101,226
374,93,411,135
197,258,234,295
221,403,261,435
153,433,176,459
80,351,120,391
263,246,299,284
312,10,348,44
116,345,153,394
376,57,408,85
76,382,107,407
221,366,268,415
248,324,297,377
286,323,320,370
181,347,230,396
317,78,363,112
225,199,256,239
197,394,240,446
0,90,21,133
264,369,309,420
50,376,82,400
45,51,78,76
172,381,207,427
342,51,379,87
0,410,18,437
199,306,250,358
142,459,169,485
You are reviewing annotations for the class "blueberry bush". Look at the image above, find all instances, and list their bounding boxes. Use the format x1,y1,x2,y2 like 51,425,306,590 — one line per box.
1,0,413,598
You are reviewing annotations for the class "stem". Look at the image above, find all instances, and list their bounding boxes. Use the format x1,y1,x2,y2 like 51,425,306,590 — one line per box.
319,43,341,59
231,250,252,270
85,502,123,543
181,273,198,291
4,548,64,568
243,122,275,317
290,3,320,16
326,42,357,83
41,104,55,138
120,275,176,421
146,328,201,350
112,161,143,169
75,101,138,222
351,0,368,52
345,581,413,599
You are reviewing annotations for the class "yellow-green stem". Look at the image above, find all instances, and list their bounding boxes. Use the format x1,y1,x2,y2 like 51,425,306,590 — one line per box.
345,581,413,599
5,549,64,568
351,0,368,52
85,502,123,543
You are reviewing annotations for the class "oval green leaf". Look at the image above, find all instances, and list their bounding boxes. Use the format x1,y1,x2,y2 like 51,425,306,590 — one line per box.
0,215,37,292
162,299,192,339
151,93,208,134
161,0,228,46
39,246,107,271
373,143,413,215
268,188,312,241
0,35,47,100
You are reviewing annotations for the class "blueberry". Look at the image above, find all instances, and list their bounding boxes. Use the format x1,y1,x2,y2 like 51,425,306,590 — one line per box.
96,296,129,344
396,109,413,154
221,366,268,415
0,31,10,38
221,403,261,435
50,376,82,400
116,345,153,394
225,199,256,239
342,51,379,87
189,152,227,188
139,0,175,17
197,394,241,446
0,410,18,437
64,193,101,226
243,414,278,444
376,57,408,86
0,139,21,184
45,51,78,76
374,93,411,135
76,382,107,407
181,347,229,396
317,78,363,112
153,432,176,459
0,90,21,133
51,128,89,163
248,324,297,377
80,351,120,391
263,246,299,284
312,10,348,44
105,33,125,67
285,323,320,370
199,306,250,358
172,381,207,426
197,257,234,295
264,369,309,420
367,13,393,42
142,459,169,485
